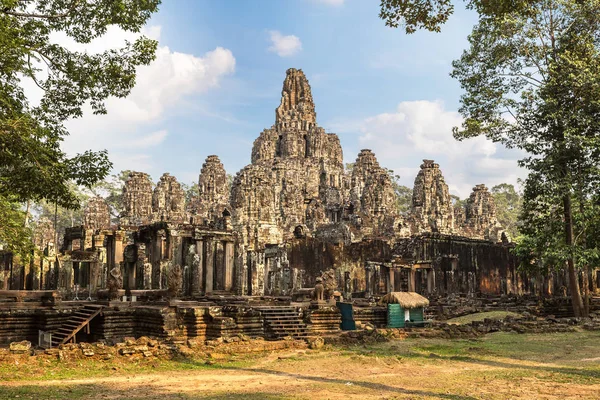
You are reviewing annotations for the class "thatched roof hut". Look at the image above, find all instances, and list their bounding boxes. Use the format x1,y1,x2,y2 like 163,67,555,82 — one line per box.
379,292,429,309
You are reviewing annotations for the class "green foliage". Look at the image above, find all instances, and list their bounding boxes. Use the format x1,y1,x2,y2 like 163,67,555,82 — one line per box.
181,182,199,204
450,194,466,209
384,168,413,214
449,1,600,315
0,196,33,259
491,183,522,239
90,169,132,221
379,0,454,33
379,0,600,316
0,1,160,257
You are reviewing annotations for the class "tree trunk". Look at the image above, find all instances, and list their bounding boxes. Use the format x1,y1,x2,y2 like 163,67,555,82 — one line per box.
24,200,30,227
583,267,590,317
563,194,585,317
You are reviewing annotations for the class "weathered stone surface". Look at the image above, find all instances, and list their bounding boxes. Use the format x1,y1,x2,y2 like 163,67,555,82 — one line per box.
232,68,345,248
462,184,500,240
410,160,455,234
349,149,397,234
10,340,31,353
191,155,231,226
121,172,153,226
83,196,111,230
152,173,185,223
275,67,316,131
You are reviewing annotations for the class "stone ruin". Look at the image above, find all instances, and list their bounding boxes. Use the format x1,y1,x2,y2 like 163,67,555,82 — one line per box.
6,67,591,303
83,196,111,231
2,67,597,349
120,172,153,227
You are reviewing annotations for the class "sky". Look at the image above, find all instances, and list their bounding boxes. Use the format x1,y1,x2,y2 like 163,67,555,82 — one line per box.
58,0,527,198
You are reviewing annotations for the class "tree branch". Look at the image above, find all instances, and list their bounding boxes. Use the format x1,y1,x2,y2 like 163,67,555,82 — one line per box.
1,0,80,19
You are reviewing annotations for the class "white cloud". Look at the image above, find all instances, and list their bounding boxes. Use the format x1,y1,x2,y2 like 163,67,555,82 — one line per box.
268,31,302,57
41,25,236,176
117,130,168,149
345,100,527,198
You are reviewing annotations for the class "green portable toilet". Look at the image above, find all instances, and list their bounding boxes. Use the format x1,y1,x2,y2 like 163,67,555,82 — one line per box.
380,292,429,328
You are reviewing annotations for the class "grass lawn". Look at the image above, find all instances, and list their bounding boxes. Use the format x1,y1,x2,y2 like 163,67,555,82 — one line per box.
445,311,522,325
1,330,599,399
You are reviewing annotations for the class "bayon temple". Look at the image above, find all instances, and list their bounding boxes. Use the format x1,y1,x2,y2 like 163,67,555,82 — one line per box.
1,68,590,346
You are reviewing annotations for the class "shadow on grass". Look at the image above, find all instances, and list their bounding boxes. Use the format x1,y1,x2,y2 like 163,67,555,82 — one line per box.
338,340,600,383
182,362,477,400
427,354,600,382
0,384,291,400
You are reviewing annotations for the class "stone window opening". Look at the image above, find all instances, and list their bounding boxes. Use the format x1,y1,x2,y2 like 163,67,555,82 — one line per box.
294,225,306,238
276,135,283,157
303,134,309,158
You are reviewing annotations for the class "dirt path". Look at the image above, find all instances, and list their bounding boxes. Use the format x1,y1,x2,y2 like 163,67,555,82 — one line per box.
2,348,599,400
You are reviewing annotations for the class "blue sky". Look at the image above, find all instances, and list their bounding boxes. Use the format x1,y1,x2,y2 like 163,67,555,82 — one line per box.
61,0,526,197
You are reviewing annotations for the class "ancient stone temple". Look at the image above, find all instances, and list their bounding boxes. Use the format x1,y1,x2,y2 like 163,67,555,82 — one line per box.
3,67,593,349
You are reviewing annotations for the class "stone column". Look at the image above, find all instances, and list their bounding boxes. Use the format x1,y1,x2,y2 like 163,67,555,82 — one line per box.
224,241,234,291
191,240,204,295
214,241,224,290
365,263,372,297
204,238,214,293
114,232,124,266
388,267,395,293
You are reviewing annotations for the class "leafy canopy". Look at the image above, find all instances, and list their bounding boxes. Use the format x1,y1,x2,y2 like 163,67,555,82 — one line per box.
0,0,161,257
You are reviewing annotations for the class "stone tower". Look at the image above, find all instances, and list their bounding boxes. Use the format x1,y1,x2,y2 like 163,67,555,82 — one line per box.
121,172,153,226
83,196,111,230
192,155,231,224
411,160,454,234
349,149,397,232
231,68,345,248
462,184,502,240
152,173,185,223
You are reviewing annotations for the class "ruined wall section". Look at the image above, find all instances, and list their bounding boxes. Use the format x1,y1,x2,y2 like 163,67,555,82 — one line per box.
83,196,111,231
152,173,185,223
121,172,153,227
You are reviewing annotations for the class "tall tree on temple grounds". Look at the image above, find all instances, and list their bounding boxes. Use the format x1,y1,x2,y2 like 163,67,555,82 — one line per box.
0,0,161,258
491,183,522,239
379,0,600,317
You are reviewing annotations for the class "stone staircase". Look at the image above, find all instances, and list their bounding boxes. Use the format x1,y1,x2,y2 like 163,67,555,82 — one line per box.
255,306,308,340
50,304,103,348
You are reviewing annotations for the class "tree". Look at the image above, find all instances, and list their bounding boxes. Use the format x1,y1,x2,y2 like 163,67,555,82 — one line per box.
384,168,413,214
90,170,132,222
181,182,199,205
491,183,522,239
379,0,455,33
0,1,160,258
32,182,90,247
380,1,600,317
